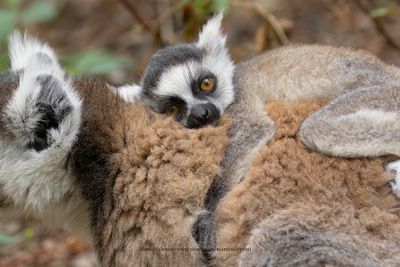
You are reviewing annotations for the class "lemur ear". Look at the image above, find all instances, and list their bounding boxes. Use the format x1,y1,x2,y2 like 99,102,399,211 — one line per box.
112,83,142,103
197,12,227,55
3,32,81,152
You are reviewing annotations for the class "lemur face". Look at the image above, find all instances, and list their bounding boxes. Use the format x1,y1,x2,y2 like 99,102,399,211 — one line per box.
140,14,235,128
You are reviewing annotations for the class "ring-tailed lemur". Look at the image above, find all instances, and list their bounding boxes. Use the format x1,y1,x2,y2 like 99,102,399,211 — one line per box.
193,43,400,263
116,13,235,129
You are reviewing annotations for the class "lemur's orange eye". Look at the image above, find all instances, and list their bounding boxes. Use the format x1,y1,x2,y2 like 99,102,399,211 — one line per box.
199,76,216,92
165,105,179,116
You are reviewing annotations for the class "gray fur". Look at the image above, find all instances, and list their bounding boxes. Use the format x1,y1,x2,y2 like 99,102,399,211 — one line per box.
0,71,19,108
239,219,383,267
193,211,216,263
300,82,400,157
0,71,19,135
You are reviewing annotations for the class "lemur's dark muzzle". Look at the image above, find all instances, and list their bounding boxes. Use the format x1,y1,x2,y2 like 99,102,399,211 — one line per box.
187,103,220,128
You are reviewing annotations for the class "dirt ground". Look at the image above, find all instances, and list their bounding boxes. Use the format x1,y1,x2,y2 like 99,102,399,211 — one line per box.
0,0,399,266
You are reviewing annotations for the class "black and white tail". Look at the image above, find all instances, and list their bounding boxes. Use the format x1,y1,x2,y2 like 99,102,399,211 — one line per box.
0,32,83,214
4,32,81,151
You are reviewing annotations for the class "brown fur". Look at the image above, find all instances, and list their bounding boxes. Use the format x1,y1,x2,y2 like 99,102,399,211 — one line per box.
215,100,400,266
69,78,229,266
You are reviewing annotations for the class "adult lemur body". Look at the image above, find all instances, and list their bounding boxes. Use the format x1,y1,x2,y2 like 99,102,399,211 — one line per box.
192,17,400,259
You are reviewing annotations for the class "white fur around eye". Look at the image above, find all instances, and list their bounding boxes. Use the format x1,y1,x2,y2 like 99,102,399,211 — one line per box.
156,61,201,107
201,48,235,112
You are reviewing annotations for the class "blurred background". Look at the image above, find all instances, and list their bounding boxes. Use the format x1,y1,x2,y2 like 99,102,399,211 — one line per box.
0,0,399,266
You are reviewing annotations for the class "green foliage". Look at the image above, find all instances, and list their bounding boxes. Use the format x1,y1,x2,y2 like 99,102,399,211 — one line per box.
0,54,9,71
182,0,230,18
0,0,134,76
0,0,58,72
200,0,229,14
210,0,229,13
0,0,57,43
178,0,230,40
0,227,34,246
21,0,57,24
370,7,391,18
0,10,17,42
5,0,23,10
370,0,399,18
23,227,34,239
0,231,20,246
63,50,134,75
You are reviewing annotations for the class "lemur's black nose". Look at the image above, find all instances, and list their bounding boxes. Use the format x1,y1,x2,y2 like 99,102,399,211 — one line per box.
187,103,220,128
194,105,209,119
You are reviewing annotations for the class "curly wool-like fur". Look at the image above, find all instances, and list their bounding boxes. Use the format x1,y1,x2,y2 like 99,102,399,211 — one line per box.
69,79,229,267
106,115,228,267
215,100,400,266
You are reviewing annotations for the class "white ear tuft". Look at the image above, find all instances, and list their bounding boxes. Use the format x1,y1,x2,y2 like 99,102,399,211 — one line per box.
8,31,58,71
197,12,226,54
117,84,142,103
108,83,142,103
